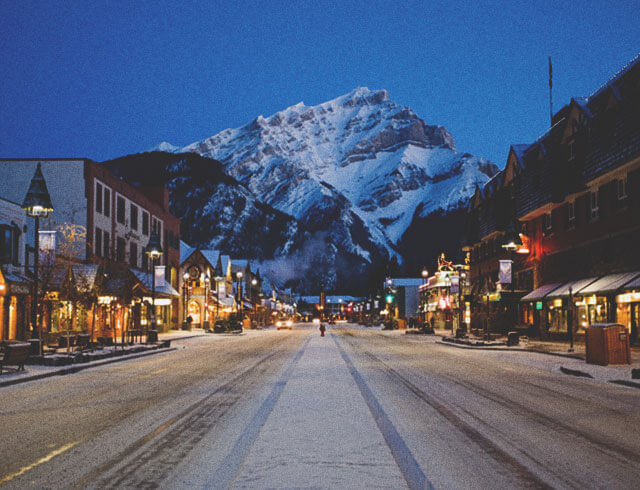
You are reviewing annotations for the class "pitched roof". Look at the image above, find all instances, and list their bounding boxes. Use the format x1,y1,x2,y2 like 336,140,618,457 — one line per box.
200,249,220,269
180,241,196,265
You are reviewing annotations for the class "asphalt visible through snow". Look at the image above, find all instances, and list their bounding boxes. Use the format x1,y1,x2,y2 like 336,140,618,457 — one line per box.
1,324,639,489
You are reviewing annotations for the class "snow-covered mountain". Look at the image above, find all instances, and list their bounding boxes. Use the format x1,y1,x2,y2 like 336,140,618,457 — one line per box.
171,87,497,261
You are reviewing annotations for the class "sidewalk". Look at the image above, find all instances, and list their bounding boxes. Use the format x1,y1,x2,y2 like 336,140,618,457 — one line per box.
231,331,407,489
431,328,640,387
0,329,209,388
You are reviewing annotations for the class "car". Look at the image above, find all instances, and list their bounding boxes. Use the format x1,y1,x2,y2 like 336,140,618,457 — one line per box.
276,319,293,330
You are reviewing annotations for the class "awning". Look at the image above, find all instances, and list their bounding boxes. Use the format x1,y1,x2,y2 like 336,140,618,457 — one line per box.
546,277,599,298
578,271,640,296
520,283,563,302
623,275,640,290
132,270,180,297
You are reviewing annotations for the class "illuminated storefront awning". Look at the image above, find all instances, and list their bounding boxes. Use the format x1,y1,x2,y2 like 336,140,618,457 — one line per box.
545,277,599,299
578,271,640,296
520,283,563,302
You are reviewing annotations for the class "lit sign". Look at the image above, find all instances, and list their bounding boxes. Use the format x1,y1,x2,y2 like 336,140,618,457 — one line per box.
616,292,640,303
536,301,543,310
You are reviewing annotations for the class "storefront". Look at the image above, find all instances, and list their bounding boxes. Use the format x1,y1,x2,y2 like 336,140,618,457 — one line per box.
543,277,599,336
0,269,31,341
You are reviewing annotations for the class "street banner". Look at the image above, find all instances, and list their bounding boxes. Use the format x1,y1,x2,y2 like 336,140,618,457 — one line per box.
154,265,165,287
499,260,512,284
39,230,56,265
450,275,459,293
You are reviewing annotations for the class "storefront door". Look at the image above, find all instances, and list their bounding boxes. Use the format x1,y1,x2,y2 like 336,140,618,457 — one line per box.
631,303,639,344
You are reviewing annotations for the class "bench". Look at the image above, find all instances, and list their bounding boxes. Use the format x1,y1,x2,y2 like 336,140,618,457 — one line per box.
0,343,31,374
75,333,92,351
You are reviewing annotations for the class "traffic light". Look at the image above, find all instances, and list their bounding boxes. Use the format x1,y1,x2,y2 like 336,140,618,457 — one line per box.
385,294,394,303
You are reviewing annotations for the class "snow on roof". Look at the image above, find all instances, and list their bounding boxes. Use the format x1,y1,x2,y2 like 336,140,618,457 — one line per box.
389,278,424,287
587,52,640,101
200,249,220,269
180,241,196,265
132,270,180,297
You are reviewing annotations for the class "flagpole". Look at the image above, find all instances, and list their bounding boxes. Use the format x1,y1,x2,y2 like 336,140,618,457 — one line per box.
549,56,553,127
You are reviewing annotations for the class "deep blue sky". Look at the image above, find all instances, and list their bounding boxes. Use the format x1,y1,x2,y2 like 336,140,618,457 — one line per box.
1,0,638,168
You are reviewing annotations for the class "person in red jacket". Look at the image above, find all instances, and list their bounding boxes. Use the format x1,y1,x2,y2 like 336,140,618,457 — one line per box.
319,323,326,337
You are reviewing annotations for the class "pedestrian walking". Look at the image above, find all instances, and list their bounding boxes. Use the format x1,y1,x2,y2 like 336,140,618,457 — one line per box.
319,323,326,337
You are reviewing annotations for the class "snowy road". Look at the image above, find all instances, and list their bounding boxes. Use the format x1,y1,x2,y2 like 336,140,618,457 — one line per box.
1,324,639,489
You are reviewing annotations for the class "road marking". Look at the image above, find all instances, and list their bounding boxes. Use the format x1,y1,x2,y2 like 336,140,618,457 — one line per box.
333,334,433,490
138,367,168,379
207,334,311,489
0,441,79,484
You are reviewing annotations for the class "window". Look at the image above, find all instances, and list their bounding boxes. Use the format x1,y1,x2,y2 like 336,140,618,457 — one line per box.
543,213,553,236
567,201,575,227
0,226,16,265
116,196,125,224
104,188,111,217
130,203,139,231
590,190,599,220
104,232,110,258
568,141,575,161
130,242,138,268
142,211,149,236
618,176,627,200
142,251,148,271
95,228,102,257
95,182,103,214
117,237,125,262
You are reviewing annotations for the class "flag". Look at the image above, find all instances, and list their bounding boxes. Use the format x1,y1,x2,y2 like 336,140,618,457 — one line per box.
548,56,552,88
499,260,513,284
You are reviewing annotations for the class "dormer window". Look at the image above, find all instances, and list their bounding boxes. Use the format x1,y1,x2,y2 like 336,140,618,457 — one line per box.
618,175,627,200
567,201,575,227
590,190,599,220
543,213,553,236
568,141,575,161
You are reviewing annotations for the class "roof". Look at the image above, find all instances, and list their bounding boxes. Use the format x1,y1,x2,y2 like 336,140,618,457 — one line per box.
389,278,424,287
579,271,640,296
220,255,231,274
623,275,640,290
180,241,196,265
132,270,180,297
200,249,220,269
587,52,640,101
520,282,563,302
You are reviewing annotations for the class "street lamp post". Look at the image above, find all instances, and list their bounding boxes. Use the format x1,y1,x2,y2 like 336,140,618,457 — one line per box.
204,274,210,329
251,277,258,327
182,271,189,324
22,163,54,356
145,227,163,339
236,271,244,324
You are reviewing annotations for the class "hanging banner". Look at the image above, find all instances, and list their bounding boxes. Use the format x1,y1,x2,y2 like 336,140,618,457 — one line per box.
154,265,165,287
499,260,513,284
450,275,460,294
39,230,56,265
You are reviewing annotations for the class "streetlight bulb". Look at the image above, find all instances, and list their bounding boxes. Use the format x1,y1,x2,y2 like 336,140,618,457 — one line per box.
237,271,243,279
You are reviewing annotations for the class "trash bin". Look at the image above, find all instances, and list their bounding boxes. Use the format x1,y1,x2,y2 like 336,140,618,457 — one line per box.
507,331,520,346
585,323,631,365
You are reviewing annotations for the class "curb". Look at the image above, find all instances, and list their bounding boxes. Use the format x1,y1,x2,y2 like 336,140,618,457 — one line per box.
435,339,584,360
0,346,177,388
609,379,640,390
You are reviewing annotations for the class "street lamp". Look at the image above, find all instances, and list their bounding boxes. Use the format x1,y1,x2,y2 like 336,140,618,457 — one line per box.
421,267,429,284
145,226,163,336
204,274,210,328
236,271,244,320
214,267,223,324
182,271,190,324
22,163,54,354
251,278,258,327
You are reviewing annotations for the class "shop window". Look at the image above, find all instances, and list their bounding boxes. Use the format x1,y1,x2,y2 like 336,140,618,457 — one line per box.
95,227,102,257
104,188,111,218
95,182,103,214
590,190,599,220
130,203,139,231
116,196,126,225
